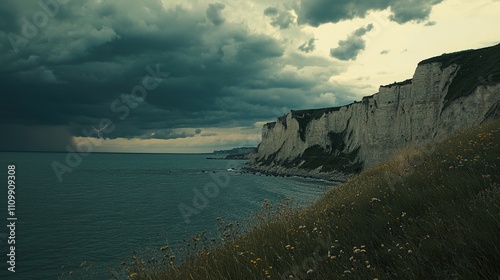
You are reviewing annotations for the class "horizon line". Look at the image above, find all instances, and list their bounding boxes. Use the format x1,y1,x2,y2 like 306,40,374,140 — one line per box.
0,150,214,155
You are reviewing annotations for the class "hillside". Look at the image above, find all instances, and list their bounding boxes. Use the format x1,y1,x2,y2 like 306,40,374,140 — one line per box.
249,43,500,180
131,119,500,279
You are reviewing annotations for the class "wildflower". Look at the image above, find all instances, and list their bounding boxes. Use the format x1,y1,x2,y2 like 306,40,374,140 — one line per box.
408,250,412,254
129,273,138,278
256,258,262,262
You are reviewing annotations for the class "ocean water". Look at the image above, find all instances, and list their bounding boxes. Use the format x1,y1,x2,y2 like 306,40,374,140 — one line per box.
0,152,335,279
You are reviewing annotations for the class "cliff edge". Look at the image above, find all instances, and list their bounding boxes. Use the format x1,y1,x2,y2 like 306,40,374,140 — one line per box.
248,43,500,181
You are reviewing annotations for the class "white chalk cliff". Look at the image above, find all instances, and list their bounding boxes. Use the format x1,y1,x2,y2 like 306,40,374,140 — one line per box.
249,44,500,178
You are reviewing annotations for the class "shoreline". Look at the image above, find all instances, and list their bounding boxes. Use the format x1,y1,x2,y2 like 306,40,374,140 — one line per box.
243,163,354,183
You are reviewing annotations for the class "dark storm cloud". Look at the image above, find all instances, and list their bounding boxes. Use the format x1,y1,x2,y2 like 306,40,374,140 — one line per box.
389,0,442,24
0,125,76,152
264,6,295,29
330,24,373,61
297,0,443,26
298,38,316,53
206,2,226,25
0,0,344,151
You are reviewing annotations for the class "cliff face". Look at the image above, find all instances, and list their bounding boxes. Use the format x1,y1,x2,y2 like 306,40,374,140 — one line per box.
250,44,500,177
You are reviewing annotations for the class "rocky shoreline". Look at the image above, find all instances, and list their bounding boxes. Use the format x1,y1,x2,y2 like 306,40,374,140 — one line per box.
244,163,353,183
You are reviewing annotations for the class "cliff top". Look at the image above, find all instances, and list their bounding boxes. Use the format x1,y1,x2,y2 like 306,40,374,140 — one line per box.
418,43,500,67
419,43,500,107
265,43,500,129
380,78,413,88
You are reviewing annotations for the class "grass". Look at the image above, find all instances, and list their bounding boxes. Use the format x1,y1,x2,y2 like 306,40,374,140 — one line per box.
418,43,500,109
380,78,413,88
128,120,500,280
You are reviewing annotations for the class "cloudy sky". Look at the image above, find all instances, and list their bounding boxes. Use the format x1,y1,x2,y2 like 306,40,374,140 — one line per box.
0,0,499,153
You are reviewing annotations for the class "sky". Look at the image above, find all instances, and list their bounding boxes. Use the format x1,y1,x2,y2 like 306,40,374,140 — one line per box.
0,0,499,153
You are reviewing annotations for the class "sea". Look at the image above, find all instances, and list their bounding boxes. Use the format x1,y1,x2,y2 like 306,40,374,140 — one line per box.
0,152,335,279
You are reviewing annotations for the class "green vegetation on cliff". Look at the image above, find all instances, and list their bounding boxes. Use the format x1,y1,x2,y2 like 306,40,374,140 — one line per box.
419,43,500,108
130,120,500,279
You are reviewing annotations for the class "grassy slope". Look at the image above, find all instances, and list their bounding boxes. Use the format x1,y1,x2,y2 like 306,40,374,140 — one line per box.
133,120,500,280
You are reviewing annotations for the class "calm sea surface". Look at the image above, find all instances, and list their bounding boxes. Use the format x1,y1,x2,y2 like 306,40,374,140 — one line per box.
0,152,335,279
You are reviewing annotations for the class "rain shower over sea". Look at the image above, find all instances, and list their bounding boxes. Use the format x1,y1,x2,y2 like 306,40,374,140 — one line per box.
0,152,335,279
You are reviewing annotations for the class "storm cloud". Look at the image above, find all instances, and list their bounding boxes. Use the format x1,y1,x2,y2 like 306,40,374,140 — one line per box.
206,2,226,25
298,38,316,53
0,0,489,152
297,0,443,26
330,24,373,61
0,0,346,151
264,6,295,29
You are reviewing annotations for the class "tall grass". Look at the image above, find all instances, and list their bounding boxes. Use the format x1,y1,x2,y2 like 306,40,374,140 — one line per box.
131,120,500,280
